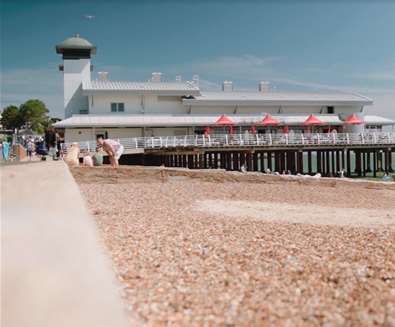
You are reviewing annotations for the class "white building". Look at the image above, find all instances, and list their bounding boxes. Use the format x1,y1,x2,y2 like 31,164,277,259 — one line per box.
54,35,394,142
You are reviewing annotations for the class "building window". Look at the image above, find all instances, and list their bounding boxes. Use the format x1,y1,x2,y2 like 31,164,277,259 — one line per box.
327,106,335,114
111,102,125,112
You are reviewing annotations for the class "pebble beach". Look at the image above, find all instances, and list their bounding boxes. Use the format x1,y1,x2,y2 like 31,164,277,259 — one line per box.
72,166,395,327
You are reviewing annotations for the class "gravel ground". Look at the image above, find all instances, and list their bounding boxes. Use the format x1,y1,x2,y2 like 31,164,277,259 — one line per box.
73,167,395,327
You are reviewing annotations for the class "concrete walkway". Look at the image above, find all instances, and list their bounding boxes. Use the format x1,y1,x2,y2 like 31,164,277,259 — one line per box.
1,161,132,327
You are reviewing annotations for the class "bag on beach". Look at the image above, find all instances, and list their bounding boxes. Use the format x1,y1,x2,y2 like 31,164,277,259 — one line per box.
83,155,93,167
92,153,103,166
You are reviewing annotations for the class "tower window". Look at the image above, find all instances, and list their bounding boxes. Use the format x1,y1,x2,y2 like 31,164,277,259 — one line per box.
111,102,125,112
327,106,335,114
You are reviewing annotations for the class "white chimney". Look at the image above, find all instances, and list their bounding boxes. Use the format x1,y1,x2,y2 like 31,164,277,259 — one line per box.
259,81,270,93
192,74,199,86
175,75,182,82
97,71,109,81
222,80,233,92
151,72,162,82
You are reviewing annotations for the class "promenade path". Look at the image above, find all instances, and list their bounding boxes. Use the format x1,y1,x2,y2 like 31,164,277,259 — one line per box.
1,161,132,327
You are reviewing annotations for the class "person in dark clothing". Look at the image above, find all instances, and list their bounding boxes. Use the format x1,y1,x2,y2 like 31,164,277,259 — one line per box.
45,128,56,151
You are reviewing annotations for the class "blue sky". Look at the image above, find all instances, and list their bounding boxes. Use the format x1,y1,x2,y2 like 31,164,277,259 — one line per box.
1,0,395,119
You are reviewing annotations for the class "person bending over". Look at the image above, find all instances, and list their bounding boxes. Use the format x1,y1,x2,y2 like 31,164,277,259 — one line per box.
96,136,124,168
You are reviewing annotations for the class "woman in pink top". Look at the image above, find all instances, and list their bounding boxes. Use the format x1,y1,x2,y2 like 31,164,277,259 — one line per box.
96,136,124,168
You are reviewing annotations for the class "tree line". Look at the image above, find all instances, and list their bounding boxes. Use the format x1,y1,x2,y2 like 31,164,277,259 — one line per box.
1,99,61,134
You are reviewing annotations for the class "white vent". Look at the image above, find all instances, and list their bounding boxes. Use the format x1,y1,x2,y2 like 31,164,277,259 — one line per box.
192,74,199,86
222,80,233,92
151,72,162,82
259,81,270,93
97,71,109,81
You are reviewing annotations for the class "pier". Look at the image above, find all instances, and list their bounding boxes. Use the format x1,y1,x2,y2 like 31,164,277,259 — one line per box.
72,131,395,177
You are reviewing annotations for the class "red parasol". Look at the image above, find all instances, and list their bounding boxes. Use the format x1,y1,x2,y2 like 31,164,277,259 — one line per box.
345,113,364,125
261,114,279,126
282,125,289,134
214,114,234,125
303,114,322,126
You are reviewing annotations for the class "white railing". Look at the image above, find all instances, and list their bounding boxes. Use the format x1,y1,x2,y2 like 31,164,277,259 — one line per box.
67,132,395,153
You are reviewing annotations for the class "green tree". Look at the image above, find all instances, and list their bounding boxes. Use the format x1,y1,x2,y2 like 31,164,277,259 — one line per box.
0,105,23,130
19,99,49,134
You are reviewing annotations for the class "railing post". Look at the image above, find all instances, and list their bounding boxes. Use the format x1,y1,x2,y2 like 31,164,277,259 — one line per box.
225,134,228,146
301,134,305,145
346,133,350,145
239,134,243,146
317,133,320,145
361,133,365,144
165,136,168,148
208,135,211,147
269,133,272,146
332,132,336,145
285,134,289,145
203,135,206,147
387,132,391,144
184,135,187,147
256,134,259,145
373,132,377,144
160,137,163,148
173,136,176,147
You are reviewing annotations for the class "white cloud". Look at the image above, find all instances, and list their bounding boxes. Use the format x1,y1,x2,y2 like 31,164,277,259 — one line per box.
1,55,394,123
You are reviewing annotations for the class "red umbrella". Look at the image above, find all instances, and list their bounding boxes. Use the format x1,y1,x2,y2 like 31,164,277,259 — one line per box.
261,114,279,126
345,113,364,125
282,125,289,134
303,114,322,126
215,114,234,125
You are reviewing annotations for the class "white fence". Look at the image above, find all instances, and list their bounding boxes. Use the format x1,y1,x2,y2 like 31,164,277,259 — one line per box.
68,132,395,153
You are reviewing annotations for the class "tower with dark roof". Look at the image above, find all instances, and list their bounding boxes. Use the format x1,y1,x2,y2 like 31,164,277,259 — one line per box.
56,34,96,118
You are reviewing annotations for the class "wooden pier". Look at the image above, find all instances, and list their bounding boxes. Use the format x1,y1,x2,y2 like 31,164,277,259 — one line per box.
140,146,394,177
73,132,395,177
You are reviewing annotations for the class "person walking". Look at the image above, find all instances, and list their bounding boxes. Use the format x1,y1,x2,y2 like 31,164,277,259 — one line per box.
26,138,34,160
2,140,10,161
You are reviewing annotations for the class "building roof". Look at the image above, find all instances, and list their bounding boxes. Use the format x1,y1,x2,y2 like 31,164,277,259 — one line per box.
56,34,96,54
54,114,394,128
82,80,200,96
183,91,373,106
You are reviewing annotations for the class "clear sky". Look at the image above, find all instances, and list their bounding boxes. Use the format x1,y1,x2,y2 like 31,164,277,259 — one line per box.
1,0,394,120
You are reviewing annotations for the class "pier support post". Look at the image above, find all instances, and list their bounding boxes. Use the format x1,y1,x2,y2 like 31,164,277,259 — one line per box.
326,151,330,177
331,151,336,176
373,150,377,177
346,149,351,177
297,150,303,174
307,151,312,175
317,151,322,174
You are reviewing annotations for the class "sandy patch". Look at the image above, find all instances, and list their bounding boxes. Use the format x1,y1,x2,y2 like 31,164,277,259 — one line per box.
194,199,395,228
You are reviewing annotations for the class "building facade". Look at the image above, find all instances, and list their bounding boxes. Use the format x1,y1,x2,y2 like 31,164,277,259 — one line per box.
54,35,394,142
